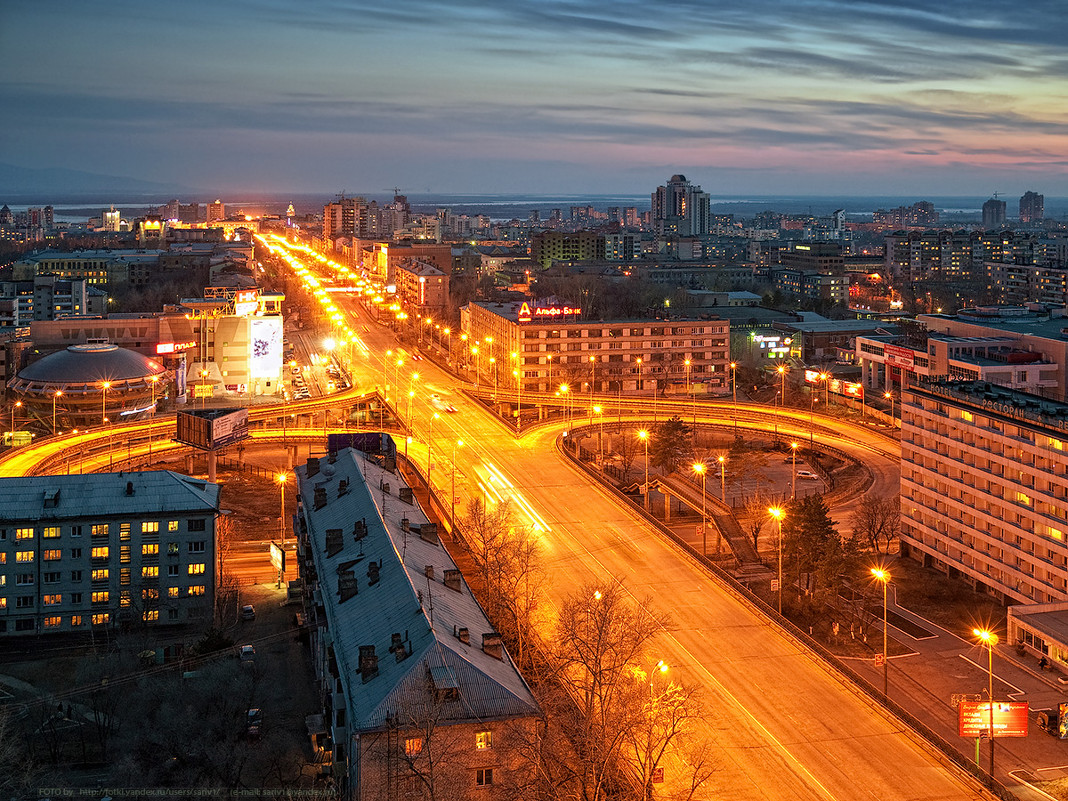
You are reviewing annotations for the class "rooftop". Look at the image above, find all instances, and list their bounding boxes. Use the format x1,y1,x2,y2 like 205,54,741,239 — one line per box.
0,470,220,522
296,447,539,732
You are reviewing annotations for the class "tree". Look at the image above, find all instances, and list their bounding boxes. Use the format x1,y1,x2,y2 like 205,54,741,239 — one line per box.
739,490,773,552
649,416,691,474
850,493,900,554
781,494,859,611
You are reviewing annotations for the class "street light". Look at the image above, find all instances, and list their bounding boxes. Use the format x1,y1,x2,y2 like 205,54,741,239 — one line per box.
973,628,999,778
52,390,63,435
769,506,784,614
149,375,160,415
427,412,440,488
692,462,707,556
560,383,571,431
10,399,22,435
776,364,786,407
790,442,798,499
588,355,597,409
885,390,896,427
871,567,890,696
276,472,289,545
729,361,738,434
593,405,603,460
638,429,650,512
451,438,464,533
100,381,111,426
513,368,523,428
717,454,726,502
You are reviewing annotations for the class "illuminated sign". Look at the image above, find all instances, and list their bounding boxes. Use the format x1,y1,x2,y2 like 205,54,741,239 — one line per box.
234,289,259,317
250,317,283,379
156,340,196,355
518,302,582,323
193,383,214,399
884,344,915,370
959,701,1028,738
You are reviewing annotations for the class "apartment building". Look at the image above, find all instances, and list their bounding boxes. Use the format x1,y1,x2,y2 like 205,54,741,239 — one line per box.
295,444,539,798
0,471,220,636
463,301,730,395
900,380,1068,609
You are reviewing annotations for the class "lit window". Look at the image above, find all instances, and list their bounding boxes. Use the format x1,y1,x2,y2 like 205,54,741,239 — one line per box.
168,587,180,598
142,566,159,578
188,585,206,596
0,598,5,609
16,551,33,563
1016,492,1032,506
143,610,159,622
92,613,109,626
120,591,131,607
475,730,492,750
43,549,62,561
42,526,60,539
91,546,109,559
120,546,131,564
1049,437,1064,451
141,522,159,534
168,521,179,532
92,591,109,604
92,569,109,581
92,524,108,538
44,616,62,628
142,544,159,556
16,528,33,540
1048,527,1064,542
43,594,62,605
188,563,206,575
167,542,179,555
405,737,423,756
71,615,83,626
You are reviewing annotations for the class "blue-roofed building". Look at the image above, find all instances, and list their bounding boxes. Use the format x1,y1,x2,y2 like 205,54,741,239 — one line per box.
0,471,220,636
295,444,539,799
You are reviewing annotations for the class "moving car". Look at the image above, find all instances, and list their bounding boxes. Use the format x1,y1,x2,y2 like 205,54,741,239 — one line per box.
241,604,256,621
796,470,820,480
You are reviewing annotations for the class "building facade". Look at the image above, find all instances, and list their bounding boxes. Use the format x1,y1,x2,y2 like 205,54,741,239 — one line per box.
0,471,220,636
651,174,710,238
900,380,1068,606
295,444,539,799
1020,191,1045,225
463,301,730,395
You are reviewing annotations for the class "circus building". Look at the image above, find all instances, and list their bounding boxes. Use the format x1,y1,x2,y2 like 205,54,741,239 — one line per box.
8,343,169,432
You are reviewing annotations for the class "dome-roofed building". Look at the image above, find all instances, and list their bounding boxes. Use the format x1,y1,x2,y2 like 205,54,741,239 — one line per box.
8,343,169,432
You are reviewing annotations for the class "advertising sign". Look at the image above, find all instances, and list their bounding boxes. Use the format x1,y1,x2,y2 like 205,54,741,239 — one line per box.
156,340,196,355
176,408,249,451
517,302,582,322
885,344,916,371
250,317,283,380
270,541,286,573
233,289,259,317
211,408,249,449
958,701,1028,738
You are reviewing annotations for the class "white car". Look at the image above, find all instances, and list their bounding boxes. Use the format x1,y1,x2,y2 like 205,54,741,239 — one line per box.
796,470,820,480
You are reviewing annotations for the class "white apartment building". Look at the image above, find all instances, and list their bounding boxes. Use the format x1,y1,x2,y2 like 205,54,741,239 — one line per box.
0,471,220,637
901,380,1068,608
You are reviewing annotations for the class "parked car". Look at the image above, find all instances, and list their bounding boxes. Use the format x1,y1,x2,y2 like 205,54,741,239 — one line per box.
241,604,256,621
796,470,820,480
246,708,262,740
239,645,255,663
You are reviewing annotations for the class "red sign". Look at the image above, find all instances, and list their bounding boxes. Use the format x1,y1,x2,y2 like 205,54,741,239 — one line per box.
884,344,915,371
958,701,1028,738
518,302,582,322
156,340,196,355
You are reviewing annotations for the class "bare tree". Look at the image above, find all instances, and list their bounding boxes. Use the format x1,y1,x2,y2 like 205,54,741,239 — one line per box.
738,490,773,553
850,493,900,554
0,704,39,796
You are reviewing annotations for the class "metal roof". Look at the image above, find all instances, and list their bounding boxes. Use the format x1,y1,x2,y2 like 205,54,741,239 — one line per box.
296,448,539,732
16,344,166,385
0,470,220,522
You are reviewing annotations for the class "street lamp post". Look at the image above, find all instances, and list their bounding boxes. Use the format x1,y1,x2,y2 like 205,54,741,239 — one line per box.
471,346,480,389
974,628,999,778
594,405,603,460
427,412,440,488
588,355,596,410
276,472,289,545
717,455,726,502
791,442,798,499
100,381,111,425
52,390,63,435
513,368,523,429
769,507,784,614
871,567,890,696
451,438,463,533
11,399,22,436
638,429,650,512
885,390,896,427
730,361,738,434
777,365,786,407
693,462,707,556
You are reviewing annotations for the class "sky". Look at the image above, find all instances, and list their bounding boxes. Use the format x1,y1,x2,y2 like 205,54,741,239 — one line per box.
3,0,1068,197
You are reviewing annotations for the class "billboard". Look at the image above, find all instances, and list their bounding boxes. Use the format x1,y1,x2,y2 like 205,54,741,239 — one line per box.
249,317,283,380
270,541,286,573
885,344,916,370
958,701,1028,738
176,408,249,451
233,289,259,317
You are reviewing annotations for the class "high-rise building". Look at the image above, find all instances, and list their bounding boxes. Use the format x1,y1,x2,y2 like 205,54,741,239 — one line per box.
1020,191,1045,224
206,199,225,222
323,196,390,241
982,196,1007,228
652,175,710,238
102,206,121,232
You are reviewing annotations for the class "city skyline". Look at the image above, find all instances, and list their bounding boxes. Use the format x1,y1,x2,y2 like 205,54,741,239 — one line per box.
4,0,1067,197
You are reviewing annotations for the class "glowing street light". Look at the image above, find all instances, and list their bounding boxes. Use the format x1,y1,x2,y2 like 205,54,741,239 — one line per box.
776,364,787,407
729,361,738,433
276,472,289,545
717,454,726,503
52,390,63,435
693,461,707,556
100,381,111,425
790,442,798,499
973,627,999,778
638,429,650,511
11,399,22,434
885,390,896,427
769,506,785,614
871,567,890,696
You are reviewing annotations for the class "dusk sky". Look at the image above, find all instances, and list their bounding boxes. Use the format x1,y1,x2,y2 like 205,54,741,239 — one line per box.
4,0,1067,197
